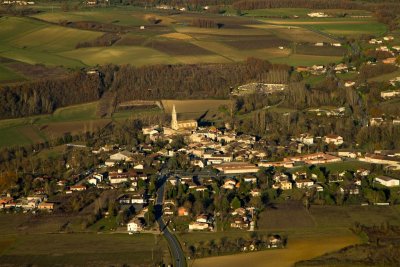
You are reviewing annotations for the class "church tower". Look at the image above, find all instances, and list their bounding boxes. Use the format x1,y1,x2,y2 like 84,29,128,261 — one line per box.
171,104,178,130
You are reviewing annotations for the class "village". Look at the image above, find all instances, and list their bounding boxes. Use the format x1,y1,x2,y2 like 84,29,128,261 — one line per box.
1,102,400,241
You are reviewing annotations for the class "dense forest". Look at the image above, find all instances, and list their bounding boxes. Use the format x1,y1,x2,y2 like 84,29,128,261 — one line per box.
0,73,102,119
0,58,290,119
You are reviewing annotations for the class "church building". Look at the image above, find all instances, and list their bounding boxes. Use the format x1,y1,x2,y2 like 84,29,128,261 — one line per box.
171,105,198,131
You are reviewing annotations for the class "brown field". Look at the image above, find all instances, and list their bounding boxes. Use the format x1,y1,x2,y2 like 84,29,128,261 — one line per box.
192,232,359,267
246,24,334,43
295,44,347,56
114,35,147,46
145,40,214,56
159,32,193,40
162,99,231,119
258,202,316,230
223,36,290,50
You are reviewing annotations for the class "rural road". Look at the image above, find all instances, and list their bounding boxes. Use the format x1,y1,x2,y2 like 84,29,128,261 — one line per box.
156,173,186,267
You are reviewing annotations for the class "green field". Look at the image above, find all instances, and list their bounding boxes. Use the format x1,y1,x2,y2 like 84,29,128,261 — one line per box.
0,64,25,83
261,17,387,37
0,101,102,147
0,6,380,69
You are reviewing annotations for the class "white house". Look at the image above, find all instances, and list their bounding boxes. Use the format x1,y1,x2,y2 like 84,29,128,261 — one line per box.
324,134,344,146
110,150,134,162
375,176,400,187
127,218,143,233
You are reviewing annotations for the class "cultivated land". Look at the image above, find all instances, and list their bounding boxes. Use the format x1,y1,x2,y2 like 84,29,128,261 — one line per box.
192,232,358,267
184,203,400,267
0,210,171,266
0,6,387,75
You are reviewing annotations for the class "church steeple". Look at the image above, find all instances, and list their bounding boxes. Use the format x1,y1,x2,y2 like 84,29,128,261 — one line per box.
171,104,178,130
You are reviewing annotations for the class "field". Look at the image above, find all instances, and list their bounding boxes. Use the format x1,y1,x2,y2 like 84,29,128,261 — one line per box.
0,209,170,266
0,102,105,147
181,202,400,267
260,17,387,37
0,6,385,71
162,99,231,120
192,232,358,267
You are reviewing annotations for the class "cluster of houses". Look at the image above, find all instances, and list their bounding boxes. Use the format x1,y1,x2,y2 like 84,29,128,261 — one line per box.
0,194,54,212
308,107,346,117
231,83,287,96
368,36,400,65
1,0,34,5
307,12,329,18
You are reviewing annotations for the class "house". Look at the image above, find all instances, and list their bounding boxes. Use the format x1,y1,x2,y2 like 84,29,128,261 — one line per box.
295,179,314,189
324,134,344,146
189,222,210,231
384,36,394,41
110,150,134,162
370,117,384,126
0,197,13,209
243,175,257,184
375,176,400,187
38,202,54,211
108,172,129,184
221,178,237,190
382,57,396,64
280,180,293,190
105,159,117,167
250,189,261,197
127,218,143,233
215,162,259,174
178,207,189,216
268,235,283,248
345,81,356,88
230,217,249,229
308,12,328,18
70,185,87,191
381,90,400,99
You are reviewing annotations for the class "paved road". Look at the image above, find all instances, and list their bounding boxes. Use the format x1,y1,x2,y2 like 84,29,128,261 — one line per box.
155,174,186,267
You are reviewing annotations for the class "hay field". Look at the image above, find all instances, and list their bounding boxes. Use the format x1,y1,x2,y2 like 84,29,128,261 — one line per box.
192,232,359,267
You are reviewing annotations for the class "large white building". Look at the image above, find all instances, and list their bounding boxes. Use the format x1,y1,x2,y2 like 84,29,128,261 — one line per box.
375,176,400,187
171,105,197,131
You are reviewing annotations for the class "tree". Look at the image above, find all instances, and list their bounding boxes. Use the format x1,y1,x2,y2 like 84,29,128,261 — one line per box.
231,196,241,210
145,204,156,226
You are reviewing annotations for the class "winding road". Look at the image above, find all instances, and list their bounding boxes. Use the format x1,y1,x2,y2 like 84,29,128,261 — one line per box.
155,174,186,267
